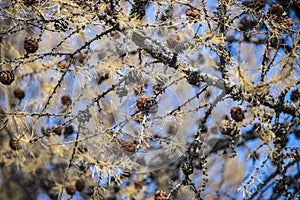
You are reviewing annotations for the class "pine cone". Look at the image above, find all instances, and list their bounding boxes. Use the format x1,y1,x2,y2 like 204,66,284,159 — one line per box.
144,98,158,114
239,16,258,31
61,95,72,106
65,184,76,195
186,70,200,86
57,61,69,71
291,89,300,102
230,106,245,122
185,9,200,19
64,125,74,136
0,70,15,85
136,95,149,111
78,53,88,64
14,88,25,100
268,4,284,16
75,178,85,192
220,120,234,135
121,139,136,152
24,37,39,54
282,17,293,27
9,137,20,150
181,162,193,175
52,125,62,135
154,190,167,200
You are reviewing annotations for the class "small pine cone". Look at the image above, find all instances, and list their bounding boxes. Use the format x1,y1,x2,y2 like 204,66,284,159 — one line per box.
219,120,234,135
283,17,293,27
181,162,193,175
154,190,167,200
65,184,76,195
13,88,25,100
230,106,245,122
64,125,74,136
61,95,72,106
75,178,85,192
186,70,200,86
291,89,300,102
144,98,158,114
185,9,200,19
0,70,15,85
57,61,69,71
24,37,38,54
78,53,87,64
121,139,136,152
52,125,62,135
268,4,284,16
23,0,36,6
136,95,149,111
9,137,20,150
239,16,258,31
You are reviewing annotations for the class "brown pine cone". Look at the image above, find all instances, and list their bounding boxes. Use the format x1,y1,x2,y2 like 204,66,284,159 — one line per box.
185,9,200,19
57,61,69,71
136,95,148,111
64,125,74,136
282,17,293,27
9,137,20,150
144,98,158,114
75,178,85,192
0,70,14,85
154,190,167,200
121,139,136,152
239,16,258,31
268,4,284,16
230,106,245,122
78,53,88,64
14,88,25,100
220,120,234,135
24,37,39,54
52,125,62,135
291,89,300,102
65,184,76,195
61,95,72,106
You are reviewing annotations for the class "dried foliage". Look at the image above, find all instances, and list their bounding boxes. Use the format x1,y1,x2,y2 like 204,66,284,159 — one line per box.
0,0,299,199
